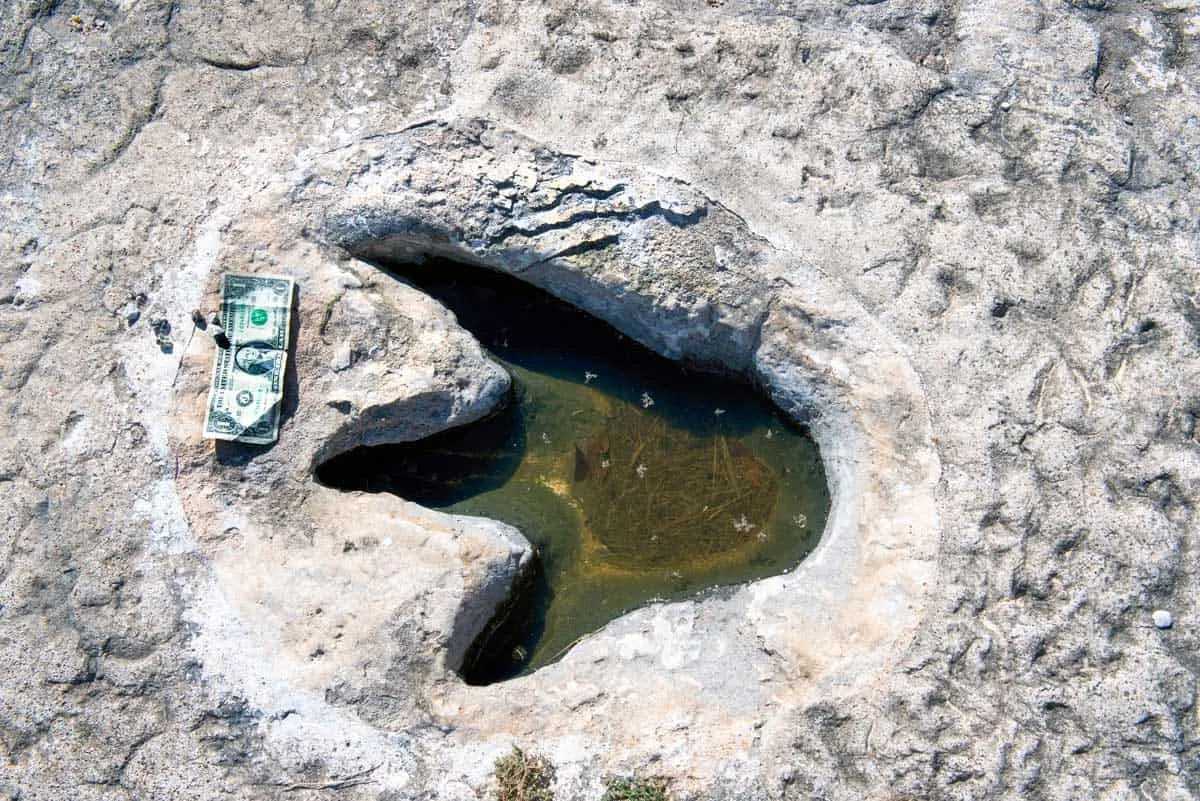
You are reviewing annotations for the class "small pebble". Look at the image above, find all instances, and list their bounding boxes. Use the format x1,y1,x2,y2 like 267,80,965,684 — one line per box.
208,313,228,345
149,317,173,353
330,343,354,372
1152,609,1173,629
118,300,141,327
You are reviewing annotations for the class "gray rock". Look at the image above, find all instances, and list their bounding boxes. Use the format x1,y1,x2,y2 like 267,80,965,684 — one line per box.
1,1,1198,800
329,341,354,372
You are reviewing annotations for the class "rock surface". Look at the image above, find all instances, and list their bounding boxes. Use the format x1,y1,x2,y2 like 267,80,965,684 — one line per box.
2,1,1199,800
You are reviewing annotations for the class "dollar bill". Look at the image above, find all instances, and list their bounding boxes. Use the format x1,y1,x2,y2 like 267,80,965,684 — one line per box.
203,272,295,444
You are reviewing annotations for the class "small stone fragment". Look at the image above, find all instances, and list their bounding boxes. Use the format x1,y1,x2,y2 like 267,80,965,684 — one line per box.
149,317,173,353
1152,610,1173,629
118,300,141,327
207,312,230,348
331,343,354,372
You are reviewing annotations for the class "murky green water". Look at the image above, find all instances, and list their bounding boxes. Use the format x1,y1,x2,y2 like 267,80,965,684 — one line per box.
317,259,829,684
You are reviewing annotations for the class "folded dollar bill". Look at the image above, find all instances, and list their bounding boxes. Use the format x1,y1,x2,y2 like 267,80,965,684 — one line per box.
203,272,295,444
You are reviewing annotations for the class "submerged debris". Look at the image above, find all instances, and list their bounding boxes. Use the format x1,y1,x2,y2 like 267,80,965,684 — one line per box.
572,404,778,568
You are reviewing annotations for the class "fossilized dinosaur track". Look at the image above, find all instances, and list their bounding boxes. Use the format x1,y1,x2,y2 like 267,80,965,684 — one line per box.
166,118,941,796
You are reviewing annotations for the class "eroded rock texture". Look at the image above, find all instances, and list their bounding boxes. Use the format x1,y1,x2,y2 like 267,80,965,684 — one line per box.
1,1,1198,800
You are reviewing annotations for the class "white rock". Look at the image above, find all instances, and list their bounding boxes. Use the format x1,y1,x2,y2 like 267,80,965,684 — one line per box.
5,1,1197,799
330,342,354,372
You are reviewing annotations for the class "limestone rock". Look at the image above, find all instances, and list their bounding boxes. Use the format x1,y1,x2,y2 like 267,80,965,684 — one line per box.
2,1,1199,800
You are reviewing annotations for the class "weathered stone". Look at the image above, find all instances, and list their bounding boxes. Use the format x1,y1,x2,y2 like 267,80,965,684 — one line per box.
2,1,1198,800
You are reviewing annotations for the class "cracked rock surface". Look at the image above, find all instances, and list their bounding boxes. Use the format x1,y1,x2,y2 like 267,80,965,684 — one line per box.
2,1,1199,800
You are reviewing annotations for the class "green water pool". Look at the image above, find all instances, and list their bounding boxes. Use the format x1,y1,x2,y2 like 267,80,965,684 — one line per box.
317,259,829,684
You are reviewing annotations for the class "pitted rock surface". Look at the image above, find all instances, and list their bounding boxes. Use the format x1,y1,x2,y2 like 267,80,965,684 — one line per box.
2,2,1198,801
151,114,938,798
